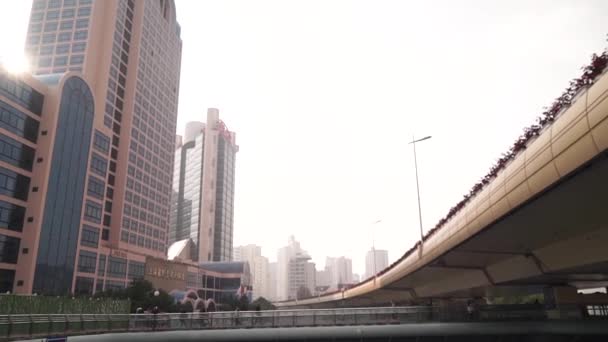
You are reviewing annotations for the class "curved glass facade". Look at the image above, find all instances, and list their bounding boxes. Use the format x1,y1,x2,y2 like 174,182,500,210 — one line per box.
33,76,94,295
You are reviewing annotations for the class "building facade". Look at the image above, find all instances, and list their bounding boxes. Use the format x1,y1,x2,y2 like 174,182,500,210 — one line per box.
325,256,353,290
169,109,237,262
12,0,183,295
287,252,315,300
365,248,388,280
233,244,269,300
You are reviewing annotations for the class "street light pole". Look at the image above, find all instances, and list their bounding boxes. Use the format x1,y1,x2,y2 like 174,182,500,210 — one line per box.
409,135,431,243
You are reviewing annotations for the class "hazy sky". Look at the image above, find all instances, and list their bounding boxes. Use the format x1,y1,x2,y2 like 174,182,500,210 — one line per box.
1,0,606,275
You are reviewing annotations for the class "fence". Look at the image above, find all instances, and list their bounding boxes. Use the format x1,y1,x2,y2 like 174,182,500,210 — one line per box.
0,305,604,341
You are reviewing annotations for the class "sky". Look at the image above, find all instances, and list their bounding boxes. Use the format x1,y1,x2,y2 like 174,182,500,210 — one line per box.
0,0,607,276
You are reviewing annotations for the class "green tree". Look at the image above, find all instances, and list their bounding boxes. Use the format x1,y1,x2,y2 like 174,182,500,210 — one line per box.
296,286,312,300
251,297,275,310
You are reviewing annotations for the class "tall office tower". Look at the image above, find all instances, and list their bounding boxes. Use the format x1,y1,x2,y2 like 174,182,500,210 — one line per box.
267,262,277,301
277,236,303,300
365,248,388,280
233,245,269,300
169,109,237,262
325,256,353,289
22,0,182,295
287,252,315,300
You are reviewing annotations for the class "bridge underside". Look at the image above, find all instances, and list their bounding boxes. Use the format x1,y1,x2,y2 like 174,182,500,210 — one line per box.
305,151,608,308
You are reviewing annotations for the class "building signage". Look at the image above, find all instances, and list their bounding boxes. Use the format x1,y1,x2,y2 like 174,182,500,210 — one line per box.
110,249,128,259
145,265,185,281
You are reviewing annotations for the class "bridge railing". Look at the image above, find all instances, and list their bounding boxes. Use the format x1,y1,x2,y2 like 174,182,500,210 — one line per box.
0,306,437,340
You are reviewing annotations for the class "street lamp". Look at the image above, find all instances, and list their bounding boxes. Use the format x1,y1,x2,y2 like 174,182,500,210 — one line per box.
408,135,431,244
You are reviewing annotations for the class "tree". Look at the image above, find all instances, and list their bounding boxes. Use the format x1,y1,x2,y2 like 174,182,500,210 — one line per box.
296,286,312,300
251,297,275,310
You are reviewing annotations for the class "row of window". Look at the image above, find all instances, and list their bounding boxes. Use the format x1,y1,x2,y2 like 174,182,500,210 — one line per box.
0,134,36,171
0,200,26,232
0,74,44,115
37,54,84,68
0,101,40,143
28,30,88,46
0,233,20,264
30,7,91,22
0,167,30,201
32,0,93,11
37,42,86,56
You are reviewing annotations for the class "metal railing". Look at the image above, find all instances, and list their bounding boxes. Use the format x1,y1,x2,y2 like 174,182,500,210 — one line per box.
0,306,435,341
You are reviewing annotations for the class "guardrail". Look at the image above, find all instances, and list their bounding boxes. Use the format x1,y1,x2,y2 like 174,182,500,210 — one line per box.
0,306,436,341
1,304,603,341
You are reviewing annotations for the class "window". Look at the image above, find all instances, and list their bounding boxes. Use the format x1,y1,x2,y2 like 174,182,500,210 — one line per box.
0,200,26,232
77,7,91,17
74,30,88,40
107,256,127,278
40,45,53,55
26,35,40,45
90,153,107,177
44,22,58,32
0,234,20,264
98,254,106,276
59,20,73,30
62,9,75,18
46,10,60,20
0,100,40,143
80,225,99,248
0,135,35,171
77,250,97,273
0,167,30,201
75,19,89,29
93,131,110,153
38,57,52,67
30,12,43,22
84,200,102,223
57,32,71,42
74,277,94,295
120,230,128,242
0,80,44,116
48,0,61,8
70,54,84,65
72,42,86,53
128,261,145,279
56,44,69,54
54,56,68,66
42,34,56,44
29,23,42,33
105,280,125,291
87,176,105,199
64,0,76,6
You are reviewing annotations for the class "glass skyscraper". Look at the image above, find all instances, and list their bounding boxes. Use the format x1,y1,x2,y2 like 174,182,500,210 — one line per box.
169,109,237,262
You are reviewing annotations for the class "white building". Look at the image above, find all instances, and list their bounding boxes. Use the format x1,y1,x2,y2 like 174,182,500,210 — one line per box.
268,262,278,301
287,252,316,300
365,248,389,280
325,256,353,289
277,236,305,301
233,244,270,300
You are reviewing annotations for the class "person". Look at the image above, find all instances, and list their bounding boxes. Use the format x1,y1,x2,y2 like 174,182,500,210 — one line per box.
233,307,240,326
152,306,160,330
466,301,475,321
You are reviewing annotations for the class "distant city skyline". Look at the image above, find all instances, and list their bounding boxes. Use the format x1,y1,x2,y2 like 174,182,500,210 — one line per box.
1,0,607,276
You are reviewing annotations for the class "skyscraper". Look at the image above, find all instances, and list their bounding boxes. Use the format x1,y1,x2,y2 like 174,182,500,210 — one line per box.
365,248,388,280
325,256,353,289
233,244,269,300
169,109,237,262
16,0,182,295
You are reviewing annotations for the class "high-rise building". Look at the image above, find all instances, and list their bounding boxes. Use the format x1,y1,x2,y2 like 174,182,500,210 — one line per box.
287,252,315,300
168,109,237,262
365,248,388,280
233,244,269,300
268,262,277,301
325,256,353,289
277,235,303,301
17,0,183,295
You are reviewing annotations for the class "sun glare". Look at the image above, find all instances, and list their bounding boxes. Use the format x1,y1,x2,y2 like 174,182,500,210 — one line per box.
0,53,30,74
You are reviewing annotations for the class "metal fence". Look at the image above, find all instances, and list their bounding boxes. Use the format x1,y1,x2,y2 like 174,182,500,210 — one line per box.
1,305,604,341
0,306,435,341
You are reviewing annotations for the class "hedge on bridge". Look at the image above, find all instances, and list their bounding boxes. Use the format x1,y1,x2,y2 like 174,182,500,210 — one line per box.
0,295,130,314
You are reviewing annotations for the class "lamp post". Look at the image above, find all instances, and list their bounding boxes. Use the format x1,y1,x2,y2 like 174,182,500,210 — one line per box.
408,135,431,244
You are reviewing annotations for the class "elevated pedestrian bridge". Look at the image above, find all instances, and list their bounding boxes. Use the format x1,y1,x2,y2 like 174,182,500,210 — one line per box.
276,62,608,309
